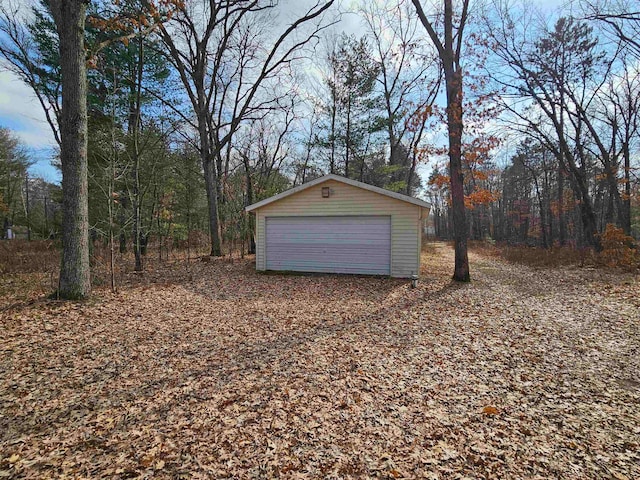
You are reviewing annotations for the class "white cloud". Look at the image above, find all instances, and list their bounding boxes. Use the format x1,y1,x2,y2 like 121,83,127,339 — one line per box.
0,70,57,149
0,70,59,182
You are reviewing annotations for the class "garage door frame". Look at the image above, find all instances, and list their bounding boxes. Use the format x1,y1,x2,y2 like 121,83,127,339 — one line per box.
264,215,392,275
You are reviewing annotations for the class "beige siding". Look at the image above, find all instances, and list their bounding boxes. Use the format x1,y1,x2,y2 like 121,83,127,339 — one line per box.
254,179,424,277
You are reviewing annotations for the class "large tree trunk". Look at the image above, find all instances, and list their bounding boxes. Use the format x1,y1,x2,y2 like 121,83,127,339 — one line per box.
195,92,222,257
603,157,624,229
199,82,223,257
51,0,90,299
203,158,222,256
561,148,602,251
444,66,470,281
575,178,601,251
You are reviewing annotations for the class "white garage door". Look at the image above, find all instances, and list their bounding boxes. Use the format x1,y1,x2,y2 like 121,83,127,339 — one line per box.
265,216,391,275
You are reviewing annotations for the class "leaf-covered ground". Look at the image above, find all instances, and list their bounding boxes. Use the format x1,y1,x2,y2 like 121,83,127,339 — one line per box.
1,243,639,479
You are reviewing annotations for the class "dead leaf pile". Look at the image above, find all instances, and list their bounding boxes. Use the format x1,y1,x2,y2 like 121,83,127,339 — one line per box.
1,243,638,479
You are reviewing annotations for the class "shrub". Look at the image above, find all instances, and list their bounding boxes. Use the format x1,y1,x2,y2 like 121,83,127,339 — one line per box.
598,224,639,270
0,240,59,274
467,240,598,267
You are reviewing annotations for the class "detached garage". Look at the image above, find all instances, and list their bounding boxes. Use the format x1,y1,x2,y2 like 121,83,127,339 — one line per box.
245,174,430,278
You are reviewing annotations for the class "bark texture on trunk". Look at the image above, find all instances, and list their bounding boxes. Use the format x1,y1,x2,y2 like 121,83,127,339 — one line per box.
203,158,222,256
51,0,91,299
446,75,470,282
195,86,222,257
442,8,470,282
558,138,602,251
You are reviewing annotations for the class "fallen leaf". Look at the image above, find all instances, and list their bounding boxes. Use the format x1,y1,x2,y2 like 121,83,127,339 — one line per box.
482,406,500,415
612,473,629,480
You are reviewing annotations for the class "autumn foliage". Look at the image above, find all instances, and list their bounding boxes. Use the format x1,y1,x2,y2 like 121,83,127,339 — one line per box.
598,224,639,269
428,134,501,210
87,0,183,53
472,224,640,271
2,243,639,478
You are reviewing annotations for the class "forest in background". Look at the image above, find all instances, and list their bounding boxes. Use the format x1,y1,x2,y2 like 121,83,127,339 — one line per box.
1,0,638,279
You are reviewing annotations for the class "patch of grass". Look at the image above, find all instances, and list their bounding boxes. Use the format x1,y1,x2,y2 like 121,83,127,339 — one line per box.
0,240,59,274
468,240,599,268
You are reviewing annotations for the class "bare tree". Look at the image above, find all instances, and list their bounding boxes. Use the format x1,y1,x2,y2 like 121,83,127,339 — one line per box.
238,99,297,206
155,0,335,257
600,53,640,234
482,2,632,250
362,0,440,195
291,107,321,186
0,1,61,146
236,100,296,253
581,0,640,58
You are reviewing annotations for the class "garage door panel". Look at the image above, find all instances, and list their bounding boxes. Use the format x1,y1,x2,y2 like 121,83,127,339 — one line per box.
267,247,390,258
266,265,387,275
267,228,388,239
267,253,390,264
266,216,391,275
265,260,388,275
267,238,389,247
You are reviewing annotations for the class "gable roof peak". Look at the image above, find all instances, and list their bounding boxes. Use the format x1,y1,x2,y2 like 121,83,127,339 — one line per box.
246,173,431,212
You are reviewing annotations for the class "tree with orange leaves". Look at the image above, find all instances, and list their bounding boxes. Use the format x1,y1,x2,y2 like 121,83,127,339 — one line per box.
426,131,501,241
412,0,471,281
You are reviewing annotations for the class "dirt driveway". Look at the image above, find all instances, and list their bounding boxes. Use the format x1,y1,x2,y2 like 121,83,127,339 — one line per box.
1,243,638,479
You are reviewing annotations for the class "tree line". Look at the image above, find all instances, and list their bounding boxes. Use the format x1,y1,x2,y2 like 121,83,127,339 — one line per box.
426,2,639,253
0,128,62,241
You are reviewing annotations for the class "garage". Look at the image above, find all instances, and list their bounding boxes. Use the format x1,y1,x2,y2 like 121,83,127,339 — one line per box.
246,174,430,278
265,216,391,275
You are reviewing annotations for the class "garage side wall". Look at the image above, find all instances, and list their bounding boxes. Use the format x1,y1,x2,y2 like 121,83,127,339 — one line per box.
254,180,421,278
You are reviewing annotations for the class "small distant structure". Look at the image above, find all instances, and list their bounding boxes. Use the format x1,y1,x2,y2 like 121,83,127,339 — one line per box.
2,218,14,240
423,224,436,237
423,214,436,238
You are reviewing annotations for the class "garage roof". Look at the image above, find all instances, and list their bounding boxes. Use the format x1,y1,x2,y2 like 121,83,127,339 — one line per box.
246,174,431,212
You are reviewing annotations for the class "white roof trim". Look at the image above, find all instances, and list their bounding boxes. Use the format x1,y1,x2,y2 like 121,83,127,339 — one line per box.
246,174,431,212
